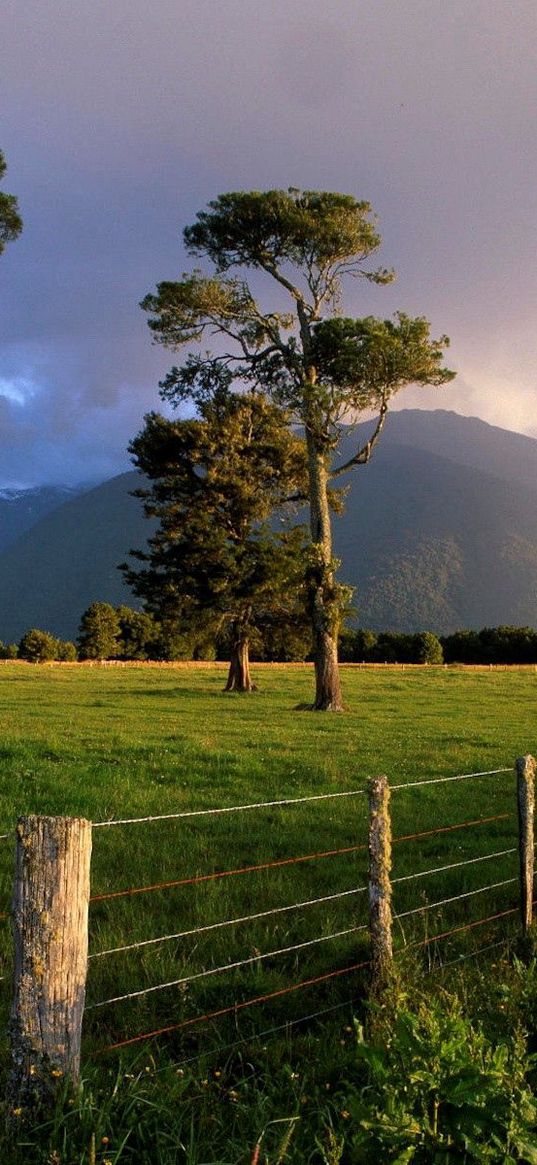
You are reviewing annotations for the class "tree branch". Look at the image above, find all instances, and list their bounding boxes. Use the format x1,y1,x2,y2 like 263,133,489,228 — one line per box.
329,399,389,479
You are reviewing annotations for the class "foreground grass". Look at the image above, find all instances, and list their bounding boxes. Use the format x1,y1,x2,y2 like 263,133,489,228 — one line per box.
0,662,535,1160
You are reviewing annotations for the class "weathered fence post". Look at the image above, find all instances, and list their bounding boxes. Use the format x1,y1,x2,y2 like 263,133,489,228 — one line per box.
367,775,393,992
516,755,535,937
7,815,92,1121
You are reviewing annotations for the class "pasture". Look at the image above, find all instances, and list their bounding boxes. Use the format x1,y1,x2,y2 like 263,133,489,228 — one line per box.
0,661,534,1161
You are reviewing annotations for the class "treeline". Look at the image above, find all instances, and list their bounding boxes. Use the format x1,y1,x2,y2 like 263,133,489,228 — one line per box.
5,605,537,665
340,625,537,665
3,602,312,664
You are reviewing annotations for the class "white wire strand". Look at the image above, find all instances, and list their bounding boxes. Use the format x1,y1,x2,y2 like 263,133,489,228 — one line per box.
88,884,369,959
394,877,517,921
86,923,369,1009
92,788,368,828
89,848,516,961
390,768,511,793
149,996,358,1076
432,939,507,971
392,847,516,886
88,870,518,1009
91,767,511,829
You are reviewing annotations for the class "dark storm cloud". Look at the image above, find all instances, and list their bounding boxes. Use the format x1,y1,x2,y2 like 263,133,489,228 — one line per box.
1,0,536,484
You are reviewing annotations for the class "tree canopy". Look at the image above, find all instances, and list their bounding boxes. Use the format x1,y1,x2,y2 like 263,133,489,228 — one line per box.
142,188,455,708
124,388,308,691
0,151,22,256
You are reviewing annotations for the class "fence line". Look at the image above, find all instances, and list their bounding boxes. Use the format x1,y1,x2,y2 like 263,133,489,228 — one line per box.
89,885,369,960
87,924,369,1009
99,959,374,1054
96,901,523,1056
89,873,520,1009
415,905,519,949
389,768,511,793
89,813,511,905
394,877,518,922
91,767,511,830
2,756,530,1095
89,845,518,963
92,787,368,829
391,847,517,887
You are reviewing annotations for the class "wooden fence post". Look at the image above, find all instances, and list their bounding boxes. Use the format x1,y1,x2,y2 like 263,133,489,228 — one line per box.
7,815,92,1120
516,756,535,937
367,775,393,991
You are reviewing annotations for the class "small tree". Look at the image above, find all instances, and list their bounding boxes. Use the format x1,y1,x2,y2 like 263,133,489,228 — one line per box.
142,188,454,709
78,602,120,661
0,641,18,659
414,631,443,664
18,629,58,663
0,150,22,256
56,640,78,662
116,606,158,660
124,390,307,691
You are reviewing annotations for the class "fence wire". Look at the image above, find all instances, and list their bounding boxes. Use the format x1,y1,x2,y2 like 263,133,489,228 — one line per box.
91,766,511,830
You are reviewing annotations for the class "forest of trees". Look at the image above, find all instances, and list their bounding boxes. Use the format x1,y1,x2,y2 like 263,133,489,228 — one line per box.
8,613,537,667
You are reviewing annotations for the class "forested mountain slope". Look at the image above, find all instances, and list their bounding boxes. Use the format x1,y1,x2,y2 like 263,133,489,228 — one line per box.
1,410,537,640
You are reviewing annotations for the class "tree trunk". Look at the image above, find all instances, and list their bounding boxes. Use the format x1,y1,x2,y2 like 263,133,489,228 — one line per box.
224,616,256,692
305,431,344,711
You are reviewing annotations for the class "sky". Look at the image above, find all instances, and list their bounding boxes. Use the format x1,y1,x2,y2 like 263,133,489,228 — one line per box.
1,0,536,487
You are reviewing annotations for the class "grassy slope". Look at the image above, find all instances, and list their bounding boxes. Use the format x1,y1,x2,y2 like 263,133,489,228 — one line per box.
0,661,533,1068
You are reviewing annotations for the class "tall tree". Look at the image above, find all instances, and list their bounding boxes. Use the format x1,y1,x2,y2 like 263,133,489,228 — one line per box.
0,151,23,255
124,388,307,691
78,601,121,661
141,189,455,709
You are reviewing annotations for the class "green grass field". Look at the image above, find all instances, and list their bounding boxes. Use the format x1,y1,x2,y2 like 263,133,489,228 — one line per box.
0,660,536,1162
0,660,533,1072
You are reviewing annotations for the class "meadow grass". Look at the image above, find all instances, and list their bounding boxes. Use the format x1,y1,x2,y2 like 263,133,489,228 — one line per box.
0,661,533,1068
0,661,535,1160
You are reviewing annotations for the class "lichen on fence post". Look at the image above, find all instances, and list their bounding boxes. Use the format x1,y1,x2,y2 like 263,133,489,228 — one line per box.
367,774,393,993
7,815,92,1124
516,755,535,937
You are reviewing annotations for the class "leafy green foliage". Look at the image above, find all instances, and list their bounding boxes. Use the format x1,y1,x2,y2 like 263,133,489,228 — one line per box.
18,628,59,663
340,991,537,1163
442,626,537,665
0,641,18,659
115,606,159,661
78,601,121,661
55,639,77,662
310,314,454,416
182,188,390,280
0,150,22,255
141,187,455,704
124,393,308,657
339,628,444,664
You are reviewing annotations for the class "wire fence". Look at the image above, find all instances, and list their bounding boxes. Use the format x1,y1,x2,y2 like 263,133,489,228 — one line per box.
86,764,524,1056
2,761,532,1070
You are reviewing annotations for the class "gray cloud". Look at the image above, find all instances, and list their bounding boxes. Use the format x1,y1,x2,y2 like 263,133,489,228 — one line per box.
0,0,536,484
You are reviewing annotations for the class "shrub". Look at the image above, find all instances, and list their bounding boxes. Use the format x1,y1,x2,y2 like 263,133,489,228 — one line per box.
78,602,120,660
337,990,537,1162
56,640,77,662
414,631,443,664
18,629,59,663
0,640,18,659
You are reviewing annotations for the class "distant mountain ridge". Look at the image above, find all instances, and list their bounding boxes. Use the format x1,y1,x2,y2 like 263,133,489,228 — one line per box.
2,409,537,641
0,485,81,553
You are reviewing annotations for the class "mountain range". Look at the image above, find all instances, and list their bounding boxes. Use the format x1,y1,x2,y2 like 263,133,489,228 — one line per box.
2,409,537,642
